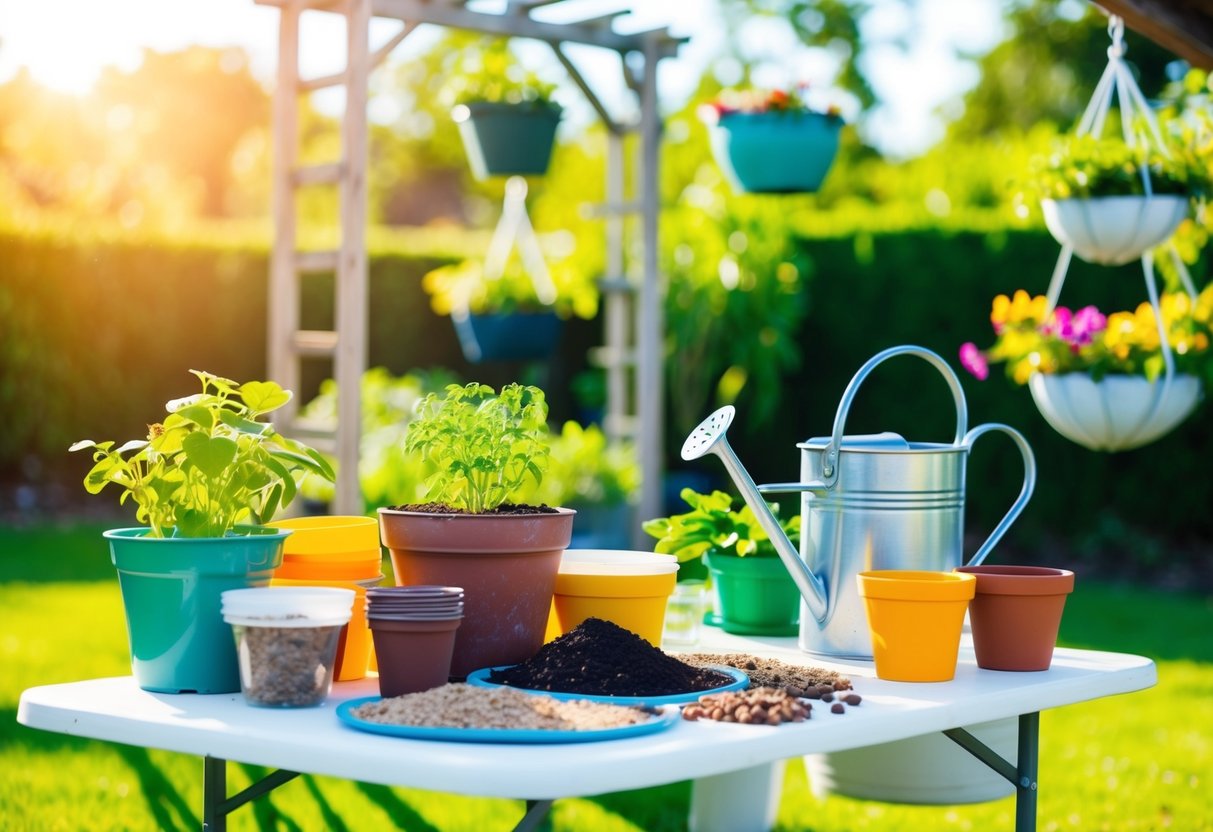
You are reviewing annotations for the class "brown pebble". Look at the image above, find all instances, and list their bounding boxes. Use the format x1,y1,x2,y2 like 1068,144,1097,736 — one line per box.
821,692,835,703
831,703,845,714
843,693,862,706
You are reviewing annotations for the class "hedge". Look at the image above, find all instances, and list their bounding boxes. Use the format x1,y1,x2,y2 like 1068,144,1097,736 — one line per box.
2,223,1208,564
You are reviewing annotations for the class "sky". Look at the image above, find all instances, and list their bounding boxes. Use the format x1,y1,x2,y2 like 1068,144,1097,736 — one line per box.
0,0,1005,157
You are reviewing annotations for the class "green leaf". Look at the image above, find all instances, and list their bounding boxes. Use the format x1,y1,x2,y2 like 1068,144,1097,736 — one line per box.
174,405,214,431
218,409,270,436
240,381,292,415
182,433,238,480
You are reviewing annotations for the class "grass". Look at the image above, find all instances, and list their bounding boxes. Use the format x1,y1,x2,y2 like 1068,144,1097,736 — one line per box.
2,521,1211,831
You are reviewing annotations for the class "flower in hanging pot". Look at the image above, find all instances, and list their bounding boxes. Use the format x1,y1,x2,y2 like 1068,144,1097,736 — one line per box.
699,85,844,194
960,287,1213,451
643,488,801,635
1027,136,1208,266
69,370,337,693
447,42,562,179
378,382,575,677
422,248,596,363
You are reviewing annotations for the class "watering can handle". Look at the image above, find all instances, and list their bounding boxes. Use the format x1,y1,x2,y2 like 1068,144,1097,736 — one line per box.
963,423,1037,566
820,346,968,487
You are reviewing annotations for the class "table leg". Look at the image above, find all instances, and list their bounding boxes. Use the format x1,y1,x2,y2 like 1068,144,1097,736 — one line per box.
943,711,1039,832
514,799,554,832
1016,712,1040,832
202,756,301,831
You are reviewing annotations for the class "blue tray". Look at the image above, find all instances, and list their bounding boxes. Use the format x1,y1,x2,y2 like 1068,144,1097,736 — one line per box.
464,665,748,707
336,696,680,744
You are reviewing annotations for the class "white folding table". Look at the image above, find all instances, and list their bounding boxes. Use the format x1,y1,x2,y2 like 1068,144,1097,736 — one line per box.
17,628,1155,832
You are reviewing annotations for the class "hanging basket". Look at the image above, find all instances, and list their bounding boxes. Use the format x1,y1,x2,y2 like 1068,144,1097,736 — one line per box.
453,101,562,180
1041,195,1188,266
452,311,563,364
709,111,841,194
1028,372,1201,452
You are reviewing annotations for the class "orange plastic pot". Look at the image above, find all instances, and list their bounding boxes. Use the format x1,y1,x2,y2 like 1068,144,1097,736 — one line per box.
551,570,678,646
956,565,1074,671
273,515,379,555
269,575,381,681
857,570,976,682
274,550,382,581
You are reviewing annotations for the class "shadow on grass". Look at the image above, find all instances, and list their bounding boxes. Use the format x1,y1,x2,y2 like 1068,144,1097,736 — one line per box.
1058,582,1213,663
581,781,692,832
110,744,199,831
353,782,442,831
0,522,116,584
238,764,305,831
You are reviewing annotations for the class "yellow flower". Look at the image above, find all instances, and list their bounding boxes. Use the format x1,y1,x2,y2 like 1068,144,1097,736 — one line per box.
991,294,1011,328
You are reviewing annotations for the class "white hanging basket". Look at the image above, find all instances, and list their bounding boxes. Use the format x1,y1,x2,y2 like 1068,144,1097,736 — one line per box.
1028,372,1201,452
1041,195,1188,267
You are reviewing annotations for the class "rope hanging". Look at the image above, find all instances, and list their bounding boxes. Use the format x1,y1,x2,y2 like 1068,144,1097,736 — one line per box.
1033,16,1200,451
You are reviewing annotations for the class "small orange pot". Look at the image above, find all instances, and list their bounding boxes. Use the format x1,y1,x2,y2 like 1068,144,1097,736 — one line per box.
273,515,380,555
269,574,381,681
857,570,975,682
956,565,1075,671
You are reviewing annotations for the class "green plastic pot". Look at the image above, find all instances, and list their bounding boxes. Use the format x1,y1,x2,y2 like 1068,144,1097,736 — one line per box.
453,101,562,179
704,551,801,636
105,527,289,694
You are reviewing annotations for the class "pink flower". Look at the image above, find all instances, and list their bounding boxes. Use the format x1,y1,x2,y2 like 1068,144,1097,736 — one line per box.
959,342,989,381
1070,305,1107,345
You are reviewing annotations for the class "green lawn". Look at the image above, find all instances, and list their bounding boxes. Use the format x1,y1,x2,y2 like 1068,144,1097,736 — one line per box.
3,522,1211,831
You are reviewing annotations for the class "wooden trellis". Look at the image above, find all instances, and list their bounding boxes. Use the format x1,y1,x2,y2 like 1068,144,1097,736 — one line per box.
255,0,684,540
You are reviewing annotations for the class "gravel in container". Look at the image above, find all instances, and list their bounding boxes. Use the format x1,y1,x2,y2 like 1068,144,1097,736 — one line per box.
675,652,852,696
235,623,344,707
351,683,652,731
488,617,731,697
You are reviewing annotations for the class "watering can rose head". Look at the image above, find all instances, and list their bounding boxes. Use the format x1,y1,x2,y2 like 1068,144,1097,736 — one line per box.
960,287,1213,386
70,371,336,539
642,487,800,562
403,382,552,514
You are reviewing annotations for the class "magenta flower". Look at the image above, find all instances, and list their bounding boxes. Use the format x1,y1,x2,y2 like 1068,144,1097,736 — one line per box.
959,342,989,381
1070,305,1107,345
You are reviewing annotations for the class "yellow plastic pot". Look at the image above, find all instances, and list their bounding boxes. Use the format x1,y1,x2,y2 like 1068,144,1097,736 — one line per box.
551,570,678,646
273,515,379,555
270,574,381,681
857,570,976,682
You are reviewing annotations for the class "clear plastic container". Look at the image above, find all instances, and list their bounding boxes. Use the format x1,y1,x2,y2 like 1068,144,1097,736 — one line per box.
221,587,354,707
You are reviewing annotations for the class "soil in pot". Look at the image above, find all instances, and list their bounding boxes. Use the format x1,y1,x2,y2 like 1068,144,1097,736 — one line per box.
956,565,1075,671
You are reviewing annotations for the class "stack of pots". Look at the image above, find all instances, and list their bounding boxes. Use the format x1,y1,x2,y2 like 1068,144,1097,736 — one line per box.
270,516,383,681
547,550,680,646
366,586,464,697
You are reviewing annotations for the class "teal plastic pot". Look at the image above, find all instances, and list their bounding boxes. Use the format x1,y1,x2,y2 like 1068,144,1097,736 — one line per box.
710,111,842,194
453,311,563,364
454,101,562,179
105,527,289,694
704,551,801,636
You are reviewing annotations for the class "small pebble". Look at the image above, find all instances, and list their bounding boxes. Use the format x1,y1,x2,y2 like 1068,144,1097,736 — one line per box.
821,692,835,703
830,703,845,715
843,693,862,706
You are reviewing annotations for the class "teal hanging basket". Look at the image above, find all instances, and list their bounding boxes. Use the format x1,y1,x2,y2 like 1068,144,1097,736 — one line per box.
710,111,842,194
454,101,562,180
105,527,288,694
453,311,563,364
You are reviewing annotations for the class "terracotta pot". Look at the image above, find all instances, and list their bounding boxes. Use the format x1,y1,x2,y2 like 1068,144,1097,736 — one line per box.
956,565,1075,671
369,617,462,697
378,508,575,677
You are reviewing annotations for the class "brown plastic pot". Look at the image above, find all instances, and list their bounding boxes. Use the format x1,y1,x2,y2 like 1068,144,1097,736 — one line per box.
378,507,575,678
369,616,462,698
956,565,1075,671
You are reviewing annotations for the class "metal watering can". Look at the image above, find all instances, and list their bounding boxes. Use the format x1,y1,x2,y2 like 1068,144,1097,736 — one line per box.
681,345,1037,660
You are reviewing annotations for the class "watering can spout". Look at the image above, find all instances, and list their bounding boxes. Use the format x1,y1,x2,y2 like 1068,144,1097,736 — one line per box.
680,406,830,623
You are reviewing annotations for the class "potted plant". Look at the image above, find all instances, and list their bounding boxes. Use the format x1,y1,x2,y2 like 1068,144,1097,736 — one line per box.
699,85,843,194
960,287,1213,451
377,382,575,678
643,487,801,635
1029,136,1205,266
70,371,335,693
516,421,641,549
422,251,596,364
448,42,561,179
